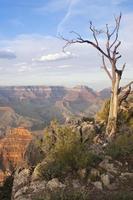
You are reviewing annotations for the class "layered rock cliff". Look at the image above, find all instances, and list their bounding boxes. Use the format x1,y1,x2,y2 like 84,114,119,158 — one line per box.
0,128,32,185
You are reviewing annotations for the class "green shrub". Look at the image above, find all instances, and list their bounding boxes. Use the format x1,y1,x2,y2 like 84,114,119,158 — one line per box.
35,190,133,200
96,99,110,123
109,191,133,200
106,133,133,159
35,123,100,180
118,107,133,131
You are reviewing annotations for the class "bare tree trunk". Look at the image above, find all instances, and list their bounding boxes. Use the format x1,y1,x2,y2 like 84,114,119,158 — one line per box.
106,72,120,138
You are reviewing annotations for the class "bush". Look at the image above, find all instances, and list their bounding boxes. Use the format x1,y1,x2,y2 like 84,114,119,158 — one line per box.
35,123,100,180
96,98,133,132
35,189,133,200
118,107,133,131
106,133,133,160
96,99,110,123
109,191,133,200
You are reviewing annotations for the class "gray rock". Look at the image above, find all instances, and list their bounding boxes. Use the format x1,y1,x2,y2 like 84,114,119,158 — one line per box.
14,186,30,199
120,172,133,178
93,181,103,190
99,159,118,174
47,178,66,190
107,182,118,190
30,180,46,193
12,168,31,195
101,174,110,187
72,179,81,188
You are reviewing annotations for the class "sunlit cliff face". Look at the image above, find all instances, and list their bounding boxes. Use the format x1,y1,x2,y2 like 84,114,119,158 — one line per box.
0,128,32,185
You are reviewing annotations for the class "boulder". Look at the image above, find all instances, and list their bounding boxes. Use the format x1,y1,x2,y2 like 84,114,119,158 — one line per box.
72,179,81,188
120,172,133,178
92,181,103,190
12,168,31,193
47,178,66,190
101,174,110,187
99,159,118,174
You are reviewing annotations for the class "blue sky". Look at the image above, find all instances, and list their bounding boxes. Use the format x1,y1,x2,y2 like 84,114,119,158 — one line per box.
0,0,132,89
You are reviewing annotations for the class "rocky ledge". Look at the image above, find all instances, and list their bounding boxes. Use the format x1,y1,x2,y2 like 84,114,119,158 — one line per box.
11,156,133,200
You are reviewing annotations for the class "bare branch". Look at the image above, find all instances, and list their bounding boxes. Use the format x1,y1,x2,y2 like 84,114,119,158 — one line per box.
102,55,112,80
105,24,111,58
61,33,110,59
119,86,131,105
110,13,122,50
122,63,126,72
121,81,133,91
60,35,78,52
116,63,126,80
89,21,99,46
69,31,82,40
109,26,117,38
116,55,122,60
113,41,121,60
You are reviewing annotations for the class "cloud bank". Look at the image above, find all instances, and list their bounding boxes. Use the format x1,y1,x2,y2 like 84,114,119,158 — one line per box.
0,50,16,60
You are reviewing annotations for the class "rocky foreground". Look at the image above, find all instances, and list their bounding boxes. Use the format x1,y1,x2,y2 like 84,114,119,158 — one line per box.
11,156,133,200
0,116,132,200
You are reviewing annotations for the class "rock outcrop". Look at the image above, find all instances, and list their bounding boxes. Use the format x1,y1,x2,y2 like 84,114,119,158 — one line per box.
10,155,133,200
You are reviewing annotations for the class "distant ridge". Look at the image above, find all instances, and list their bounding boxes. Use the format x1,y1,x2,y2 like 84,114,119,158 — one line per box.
0,86,110,135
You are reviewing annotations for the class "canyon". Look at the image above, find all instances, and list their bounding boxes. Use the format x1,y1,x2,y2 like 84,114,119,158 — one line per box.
0,86,110,189
0,86,109,136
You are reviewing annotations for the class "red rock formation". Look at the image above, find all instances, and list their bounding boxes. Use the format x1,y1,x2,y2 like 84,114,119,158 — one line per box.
0,170,5,186
0,128,32,185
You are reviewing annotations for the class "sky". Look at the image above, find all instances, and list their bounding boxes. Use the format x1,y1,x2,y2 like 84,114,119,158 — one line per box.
0,0,132,90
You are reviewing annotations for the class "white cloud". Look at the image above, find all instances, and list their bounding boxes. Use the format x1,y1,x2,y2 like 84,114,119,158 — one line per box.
18,66,31,72
0,49,16,59
14,62,31,72
57,64,71,68
34,51,75,62
57,0,80,34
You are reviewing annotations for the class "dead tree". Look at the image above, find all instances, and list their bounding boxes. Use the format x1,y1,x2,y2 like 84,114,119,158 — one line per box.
61,13,133,138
